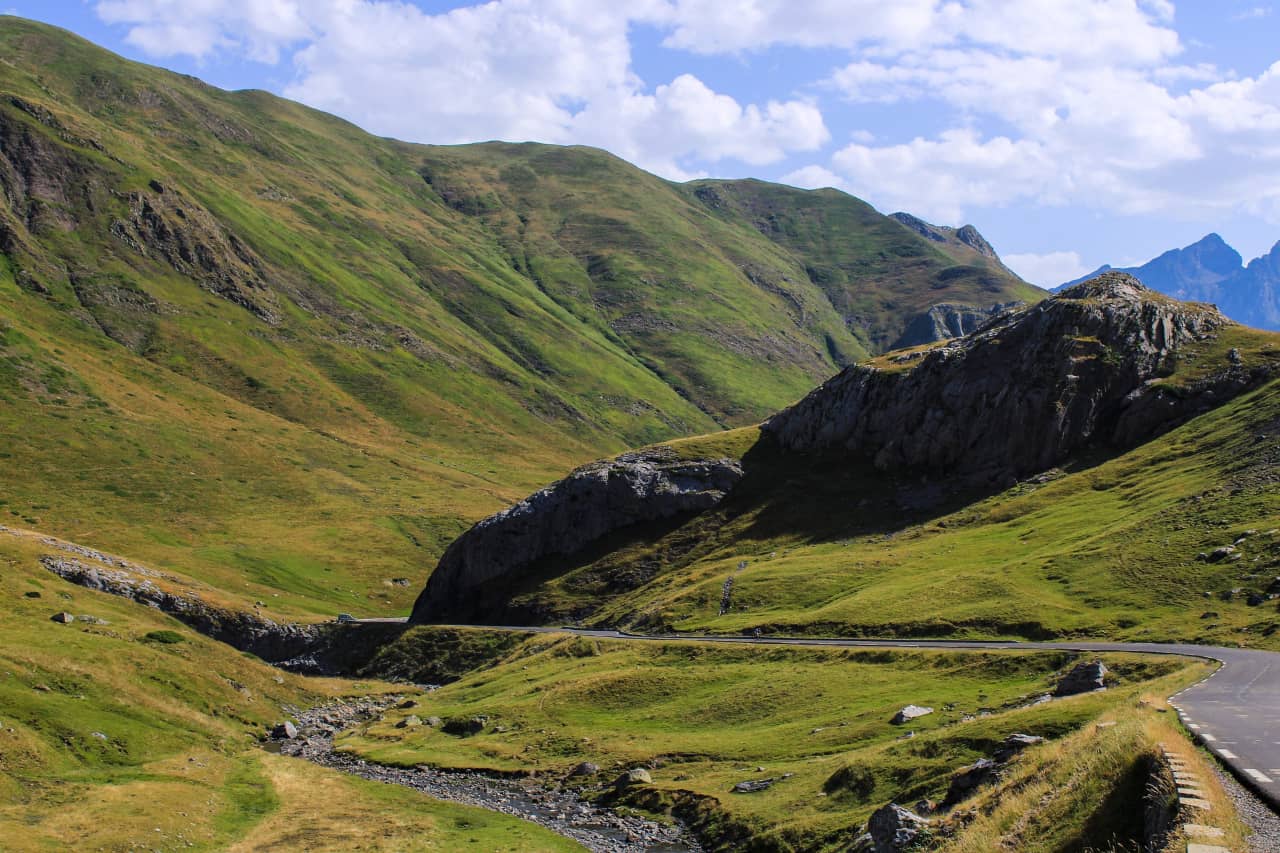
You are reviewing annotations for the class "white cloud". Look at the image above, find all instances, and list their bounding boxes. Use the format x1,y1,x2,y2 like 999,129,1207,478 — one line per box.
92,0,827,179
791,4,1280,225
1003,251,1094,287
829,129,1056,223
661,0,1180,64
780,164,846,190
1230,6,1272,20
96,0,313,63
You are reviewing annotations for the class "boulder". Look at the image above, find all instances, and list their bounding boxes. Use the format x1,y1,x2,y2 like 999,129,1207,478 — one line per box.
943,758,1000,806
411,449,744,622
271,721,298,740
992,733,1044,762
425,716,443,728
613,768,652,787
1054,660,1107,696
1201,546,1237,563
732,778,775,793
50,611,74,624
567,761,599,778
891,705,934,725
865,803,930,852
396,715,422,729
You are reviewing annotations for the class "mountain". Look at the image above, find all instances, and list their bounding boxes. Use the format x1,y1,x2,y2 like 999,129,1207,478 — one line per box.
1058,233,1279,330
0,16,1039,617
411,274,1280,638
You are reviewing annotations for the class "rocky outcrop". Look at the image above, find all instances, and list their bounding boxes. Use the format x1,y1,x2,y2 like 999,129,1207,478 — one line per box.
42,555,322,663
891,301,1022,348
764,273,1275,486
110,183,279,322
411,449,743,623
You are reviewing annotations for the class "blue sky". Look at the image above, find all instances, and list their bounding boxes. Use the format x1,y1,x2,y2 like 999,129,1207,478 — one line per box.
7,1,1280,285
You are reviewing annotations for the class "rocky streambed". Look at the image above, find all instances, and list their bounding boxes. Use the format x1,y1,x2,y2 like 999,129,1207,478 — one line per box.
270,696,702,853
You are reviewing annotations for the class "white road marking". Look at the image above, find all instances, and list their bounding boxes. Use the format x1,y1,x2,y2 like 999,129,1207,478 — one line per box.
1189,723,1201,729
1201,733,1216,742
1245,769,1273,783
1218,749,1238,759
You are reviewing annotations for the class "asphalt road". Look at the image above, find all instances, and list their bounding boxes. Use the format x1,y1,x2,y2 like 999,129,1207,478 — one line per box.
361,621,1279,811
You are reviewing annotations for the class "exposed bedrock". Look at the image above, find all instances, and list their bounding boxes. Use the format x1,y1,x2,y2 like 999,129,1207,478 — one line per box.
763,273,1275,486
410,450,743,623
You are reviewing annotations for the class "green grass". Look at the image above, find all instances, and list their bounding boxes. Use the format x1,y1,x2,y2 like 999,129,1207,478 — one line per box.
0,528,581,851
340,632,1207,851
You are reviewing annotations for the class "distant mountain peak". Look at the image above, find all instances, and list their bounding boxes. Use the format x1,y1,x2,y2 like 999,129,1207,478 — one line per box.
1055,233,1277,330
888,213,1006,265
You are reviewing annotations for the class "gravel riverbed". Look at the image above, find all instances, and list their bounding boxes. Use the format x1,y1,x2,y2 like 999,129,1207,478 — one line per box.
271,696,702,853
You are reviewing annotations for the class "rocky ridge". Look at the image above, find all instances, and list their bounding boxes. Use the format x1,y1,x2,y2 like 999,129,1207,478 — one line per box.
411,449,743,623
763,273,1275,486
40,552,322,663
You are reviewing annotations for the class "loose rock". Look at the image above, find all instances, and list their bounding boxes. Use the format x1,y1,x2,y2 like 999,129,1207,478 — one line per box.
271,721,298,740
613,768,652,788
890,705,933,725
864,803,930,852
1054,660,1107,696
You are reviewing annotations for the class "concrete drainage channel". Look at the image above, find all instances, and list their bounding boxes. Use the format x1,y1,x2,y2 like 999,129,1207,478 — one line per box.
1160,743,1230,853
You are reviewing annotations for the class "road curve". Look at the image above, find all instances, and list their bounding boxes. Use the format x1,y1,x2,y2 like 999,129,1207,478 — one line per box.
388,622,1280,812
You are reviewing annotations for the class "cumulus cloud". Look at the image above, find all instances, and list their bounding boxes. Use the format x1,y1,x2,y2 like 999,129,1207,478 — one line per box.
92,0,827,179
91,0,1280,231
1003,251,1095,288
787,2,1280,225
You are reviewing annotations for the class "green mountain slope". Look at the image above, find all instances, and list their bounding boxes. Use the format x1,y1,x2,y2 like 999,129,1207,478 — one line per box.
0,17,1037,617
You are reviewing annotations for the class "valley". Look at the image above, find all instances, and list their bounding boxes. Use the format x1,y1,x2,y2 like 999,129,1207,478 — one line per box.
1,13,1279,853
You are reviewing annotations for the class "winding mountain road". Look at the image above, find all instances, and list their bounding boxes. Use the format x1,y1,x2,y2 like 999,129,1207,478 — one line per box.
391,622,1280,813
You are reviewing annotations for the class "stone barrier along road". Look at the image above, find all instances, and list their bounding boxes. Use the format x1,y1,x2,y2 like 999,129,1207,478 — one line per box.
402,622,1280,814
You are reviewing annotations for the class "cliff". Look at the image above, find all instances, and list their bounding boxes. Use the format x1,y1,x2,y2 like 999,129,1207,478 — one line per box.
410,450,743,623
762,273,1275,486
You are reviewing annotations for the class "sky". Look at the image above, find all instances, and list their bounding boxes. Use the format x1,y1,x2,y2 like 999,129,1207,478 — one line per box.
6,2,1280,286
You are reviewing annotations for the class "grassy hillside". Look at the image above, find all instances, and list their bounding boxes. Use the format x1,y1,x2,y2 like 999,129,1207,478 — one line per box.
0,528,581,851
0,16,1037,618
479,362,1280,647
342,631,1213,851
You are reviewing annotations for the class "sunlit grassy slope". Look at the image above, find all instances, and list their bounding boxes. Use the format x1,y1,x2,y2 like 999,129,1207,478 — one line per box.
0,530,581,852
0,16,1037,617
497,368,1280,648
343,631,1208,851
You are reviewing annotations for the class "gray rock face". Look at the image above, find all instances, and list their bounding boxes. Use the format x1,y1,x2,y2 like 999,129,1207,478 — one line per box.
1055,660,1108,696
865,803,930,852
764,274,1273,486
891,301,1022,349
411,449,743,623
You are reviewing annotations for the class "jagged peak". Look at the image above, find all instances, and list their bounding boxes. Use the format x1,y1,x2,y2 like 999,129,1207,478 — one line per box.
1056,270,1151,303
